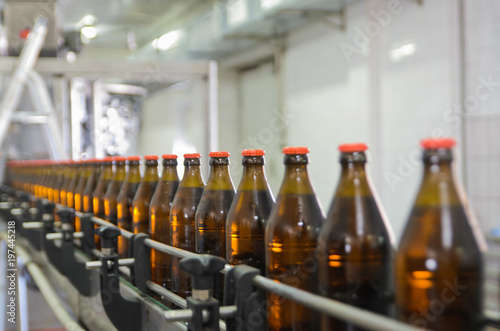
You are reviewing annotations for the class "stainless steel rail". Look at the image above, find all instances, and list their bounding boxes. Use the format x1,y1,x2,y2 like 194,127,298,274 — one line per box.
146,280,187,309
0,233,85,331
73,210,134,239
252,276,425,331
39,199,427,331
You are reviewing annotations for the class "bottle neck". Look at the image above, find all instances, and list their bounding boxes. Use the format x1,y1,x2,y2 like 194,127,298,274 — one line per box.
335,152,372,197
127,163,142,183
143,161,159,182
206,163,234,191
279,155,314,195
113,163,126,181
101,164,114,180
160,162,179,182
238,163,269,191
416,149,461,206
180,163,205,188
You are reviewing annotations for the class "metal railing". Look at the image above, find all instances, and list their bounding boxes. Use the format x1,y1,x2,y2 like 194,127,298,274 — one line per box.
1,195,427,331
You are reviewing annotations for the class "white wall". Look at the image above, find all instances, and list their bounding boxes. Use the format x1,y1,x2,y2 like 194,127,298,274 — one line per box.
217,0,464,240
463,0,500,233
138,0,500,240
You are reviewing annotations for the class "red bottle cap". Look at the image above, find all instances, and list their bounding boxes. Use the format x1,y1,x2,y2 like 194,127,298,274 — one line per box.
19,28,30,40
113,156,127,162
338,143,368,153
144,155,159,161
87,158,98,163
102,156,114,162
209,151,230,157
283,147,309,155
420,138,456,150
242,149,265,156
184,153,201,159
162,154,178,159
127,156,141,161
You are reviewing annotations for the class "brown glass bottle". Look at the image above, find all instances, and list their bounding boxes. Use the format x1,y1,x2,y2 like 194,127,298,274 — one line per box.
317,143,395,331
265,147,325,331
83,159,102,216
52,162,65,205
104,157,126,225
59,160,75,207
74,160,93,231
93,157,114,220
195,151,236,301
132,155,159,234
43,162,54,201
170,153,205,299
117,156,142,257
396,138,484,331
226,149,275,275
150,154,180,291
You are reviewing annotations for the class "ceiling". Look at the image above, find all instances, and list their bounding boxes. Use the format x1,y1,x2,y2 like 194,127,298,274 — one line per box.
57,0,211,50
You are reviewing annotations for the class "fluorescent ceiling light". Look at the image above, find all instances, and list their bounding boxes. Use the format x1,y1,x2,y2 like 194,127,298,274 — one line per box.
152,30,182,51
261,0,283,10
390,42,416,62
78,15,97,27
81,26,98,39
227,0,248,27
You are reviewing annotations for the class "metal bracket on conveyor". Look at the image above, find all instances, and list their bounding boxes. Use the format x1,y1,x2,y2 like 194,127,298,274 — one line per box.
39,201,65,274
91,226,142,331
15,191,42,249
164,254,227,330
223,264,266,330
55,208,98,297
79,213,96,256
128,233,151,292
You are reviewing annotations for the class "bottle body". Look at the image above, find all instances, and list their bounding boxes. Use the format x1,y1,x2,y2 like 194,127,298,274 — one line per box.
132,157,159,235
170,155,204,299
150,156,179,291
317,146,394,331
395,139,484,331
265,148,324,331
195,153,235,302
117,158,141,257
104,158,126,225
93,159,113,219
74,162,92,232
226,151,275,274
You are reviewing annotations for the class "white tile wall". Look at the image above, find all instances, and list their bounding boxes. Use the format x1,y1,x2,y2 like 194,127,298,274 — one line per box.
138,0,500,239
464,0,500,234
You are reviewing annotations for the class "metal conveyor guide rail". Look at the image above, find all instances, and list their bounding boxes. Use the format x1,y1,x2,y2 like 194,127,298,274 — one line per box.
2,186,495,331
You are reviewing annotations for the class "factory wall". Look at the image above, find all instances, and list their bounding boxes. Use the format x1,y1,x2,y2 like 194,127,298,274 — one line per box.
139,0,499,240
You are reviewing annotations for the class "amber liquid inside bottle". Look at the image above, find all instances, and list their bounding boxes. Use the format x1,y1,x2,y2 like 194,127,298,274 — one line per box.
93,160,113,247
42,166,52,201
59,162,74,207
74,162,92,232
226,155,275,275
83,161,102,214
170,157,205,299
395,148,484,331
150,158,179,292
117,160,141,257
195,156,236,301
318,151,395,331
93,160,113,219
52,164,65,205
266,153,325,331
104,160,126,225
132,159,159,234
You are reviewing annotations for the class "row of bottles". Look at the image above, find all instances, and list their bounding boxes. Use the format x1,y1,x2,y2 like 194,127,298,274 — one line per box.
4,138,484,331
